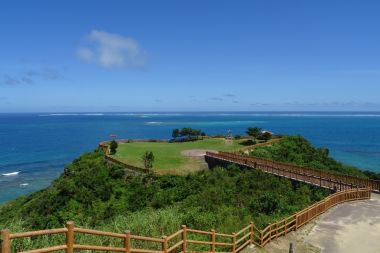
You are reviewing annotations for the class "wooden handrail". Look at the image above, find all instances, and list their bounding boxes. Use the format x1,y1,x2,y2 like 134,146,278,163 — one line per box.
131,235,164,243
187,228,213,235
73,244,125,252
19,245,67,253
10,228,68,239
166,229,182,241
234,224,251,236
74,227,126,238
167,240,183,253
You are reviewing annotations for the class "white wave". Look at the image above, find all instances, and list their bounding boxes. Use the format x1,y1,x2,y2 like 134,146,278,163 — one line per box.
145,121,164,125
39,113,104,117
258,113,380,117
39,113,79,116
209,113,380,117
2,171,20,176
20,183,29,187
117,113,182,117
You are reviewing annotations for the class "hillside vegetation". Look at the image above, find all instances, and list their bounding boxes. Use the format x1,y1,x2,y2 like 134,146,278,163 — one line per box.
250,136,368,178
0,148,328,237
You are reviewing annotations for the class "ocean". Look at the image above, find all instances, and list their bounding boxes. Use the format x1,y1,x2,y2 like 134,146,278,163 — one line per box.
1,112,380,203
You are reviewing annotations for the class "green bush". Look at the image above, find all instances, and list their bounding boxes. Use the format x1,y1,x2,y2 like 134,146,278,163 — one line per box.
110,140,118,154
250,136,367,177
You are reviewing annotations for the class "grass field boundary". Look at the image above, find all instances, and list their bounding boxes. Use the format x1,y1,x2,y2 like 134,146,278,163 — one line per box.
234,138,283,153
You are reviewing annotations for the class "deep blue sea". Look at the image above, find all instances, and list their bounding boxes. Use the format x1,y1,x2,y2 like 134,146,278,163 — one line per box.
1,112,380,203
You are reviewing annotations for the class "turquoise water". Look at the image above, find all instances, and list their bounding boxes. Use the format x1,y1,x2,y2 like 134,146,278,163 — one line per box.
1,112,380,203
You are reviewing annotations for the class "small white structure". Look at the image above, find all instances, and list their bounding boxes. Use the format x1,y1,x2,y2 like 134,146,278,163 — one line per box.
225,129,233,145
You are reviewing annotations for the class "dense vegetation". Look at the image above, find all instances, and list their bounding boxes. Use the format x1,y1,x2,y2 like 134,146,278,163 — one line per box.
171,127,206,141
250,136,367,178
246,127,272,141
0,148,328,237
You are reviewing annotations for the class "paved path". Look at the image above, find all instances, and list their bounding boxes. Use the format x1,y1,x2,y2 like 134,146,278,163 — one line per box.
305,194,380,253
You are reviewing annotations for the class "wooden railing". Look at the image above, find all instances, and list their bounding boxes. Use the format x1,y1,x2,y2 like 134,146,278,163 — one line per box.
259,188,370,246
1,188,371,253
104,155,151,174
206,151,380,193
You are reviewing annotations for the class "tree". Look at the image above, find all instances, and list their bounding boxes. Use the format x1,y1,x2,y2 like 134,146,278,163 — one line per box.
260,131,272,141
246,127,262,140
179,128,193,138
142,151,155,169
109,140,118,155
178,127,204,140
172,129,180,138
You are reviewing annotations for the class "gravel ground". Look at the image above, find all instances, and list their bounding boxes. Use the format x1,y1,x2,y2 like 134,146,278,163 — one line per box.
244,194,380,253
305,194,380,253
181,149,218,157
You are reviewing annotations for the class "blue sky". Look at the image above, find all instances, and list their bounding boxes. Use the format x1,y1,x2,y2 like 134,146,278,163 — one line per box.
1,0,380,112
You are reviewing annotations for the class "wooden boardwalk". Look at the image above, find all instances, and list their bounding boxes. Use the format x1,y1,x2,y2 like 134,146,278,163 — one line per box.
205,151,380,193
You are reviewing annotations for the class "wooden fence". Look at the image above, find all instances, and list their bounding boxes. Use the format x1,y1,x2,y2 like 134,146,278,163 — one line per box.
1,188,371,253
206,151,380,193
104,155,151,174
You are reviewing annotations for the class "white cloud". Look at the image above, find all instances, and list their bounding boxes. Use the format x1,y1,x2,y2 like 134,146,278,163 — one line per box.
77,30,147,68
77,47,93,61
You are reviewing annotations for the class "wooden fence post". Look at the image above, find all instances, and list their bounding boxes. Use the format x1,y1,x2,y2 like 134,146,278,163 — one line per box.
284,219,287,236
275,223,278,239
1,229,11,253
269,225,272,243
162,236,168,253
66,221,74,253
124,230,131,253
181,225,187,253
232,233,236,253
249,222,254,243
211,229,215,253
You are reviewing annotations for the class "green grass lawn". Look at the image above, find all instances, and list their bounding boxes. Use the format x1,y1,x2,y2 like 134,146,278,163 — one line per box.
112,138,246,174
